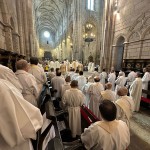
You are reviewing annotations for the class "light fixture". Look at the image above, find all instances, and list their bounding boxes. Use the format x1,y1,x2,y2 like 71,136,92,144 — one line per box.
86,23,93,31
83,23,95,45
44,31,50,38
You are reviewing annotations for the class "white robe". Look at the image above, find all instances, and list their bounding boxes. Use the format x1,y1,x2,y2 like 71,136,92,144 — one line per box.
49,61,55,69
28,64,47,92
0,79,43,150
76,75,87,91
0,64,23,93
108,73,116,91
116,95,135,127
129,78,142,111
82,82,93,107
115,76,126,94
51,76,65,98
54,61,60,70
15,70,40,107
101,90,116,102
61,82,71,97
81,120,130,150
142,72,150,97
100,71,107,87
127,71,136,86
88,82,104,119
88,62,92,72
62,88,85,137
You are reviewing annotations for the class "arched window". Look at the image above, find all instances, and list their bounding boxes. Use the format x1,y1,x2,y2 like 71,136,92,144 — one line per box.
87,0,95,11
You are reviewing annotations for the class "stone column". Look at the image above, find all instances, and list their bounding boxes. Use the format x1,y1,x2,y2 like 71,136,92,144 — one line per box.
16,0,24,55
27,0,35,57
4,25,13,51
73,0,82,60
12,32,20,53
22,0,30,59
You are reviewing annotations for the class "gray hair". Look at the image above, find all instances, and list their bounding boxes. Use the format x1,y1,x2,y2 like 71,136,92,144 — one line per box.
16,59,28,70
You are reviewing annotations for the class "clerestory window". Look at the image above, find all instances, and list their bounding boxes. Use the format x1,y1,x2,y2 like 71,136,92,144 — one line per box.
87,0,95,11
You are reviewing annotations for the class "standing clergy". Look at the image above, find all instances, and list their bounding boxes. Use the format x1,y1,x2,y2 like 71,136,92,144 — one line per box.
101,83,116,102
116,87,135,127
126,69,136,88
82,76,94,107
88,76,104,119
0,79,43,150
78,62,83,71
115,72,126,95
108,70,116,91
54,59,60,70
62,80,85,138
81,100,130,150
0,64,23,93
100,69,107,87
129,72,142,112
51,70,65,98
15,59,40,107
142,67,150,97
28,57,47,92
49,60,55,70
60,61,67,76
76,71,87,91
61,76,71,97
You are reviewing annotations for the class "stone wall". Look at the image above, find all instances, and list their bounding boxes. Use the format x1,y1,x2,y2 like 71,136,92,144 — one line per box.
0,0,37,59
111,0,150,70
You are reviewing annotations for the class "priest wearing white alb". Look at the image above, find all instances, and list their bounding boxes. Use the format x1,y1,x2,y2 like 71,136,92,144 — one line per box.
108,70,116,91
0,64,23,93
81,100,130,150
101,83,116,102
116,87,135,127
15,59,40,107
100,69,107,87
82,76,94,107
129,72,142,112
115,72,126,95
51,70,65,98
76,71,87,91
88,76,104,119
62,80,85,138
28,57,47,92
61,76,71,97
142,67,150,98
0,79,43,150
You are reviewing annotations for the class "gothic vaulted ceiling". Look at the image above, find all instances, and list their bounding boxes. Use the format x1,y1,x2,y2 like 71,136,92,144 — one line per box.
34,0,70,34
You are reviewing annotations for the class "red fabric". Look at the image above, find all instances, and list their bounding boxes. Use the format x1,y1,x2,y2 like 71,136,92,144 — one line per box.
141,97,150,104
81,108,92,125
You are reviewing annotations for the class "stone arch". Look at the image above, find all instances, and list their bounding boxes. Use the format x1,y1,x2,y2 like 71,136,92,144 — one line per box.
127,31,141,42
114,33,127,45
141,25,150,40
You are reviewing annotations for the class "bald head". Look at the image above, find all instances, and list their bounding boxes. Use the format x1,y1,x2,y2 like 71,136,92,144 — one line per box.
117,87,128,96
16,59,29,71
70,80,78,88
105,82,112,90
94,76,100,82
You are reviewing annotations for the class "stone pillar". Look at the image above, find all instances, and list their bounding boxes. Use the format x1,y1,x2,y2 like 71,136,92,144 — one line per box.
73,0,82,60
16,0,24,55
22,0,30,59
12,32,20,53
27,0,34,57
4,25,13,51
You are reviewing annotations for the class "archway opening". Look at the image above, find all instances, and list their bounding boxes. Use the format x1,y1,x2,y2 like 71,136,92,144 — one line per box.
115,36,125,71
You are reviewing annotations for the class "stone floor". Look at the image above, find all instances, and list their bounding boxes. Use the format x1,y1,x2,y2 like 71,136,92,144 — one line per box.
129,106,150,150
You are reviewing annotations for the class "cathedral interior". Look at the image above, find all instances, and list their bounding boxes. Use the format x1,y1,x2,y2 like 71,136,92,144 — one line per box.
0,0,150,149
